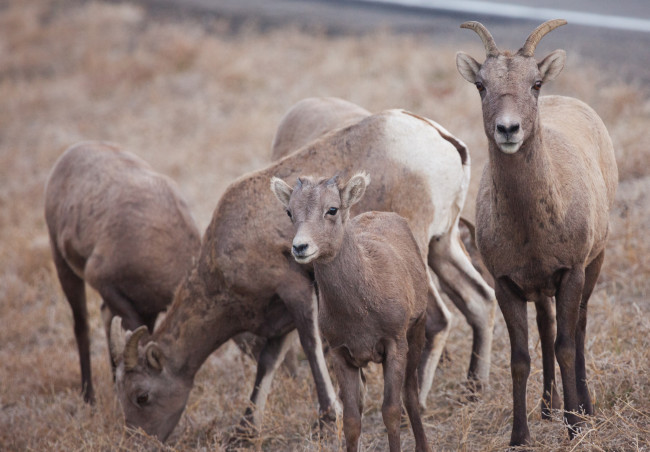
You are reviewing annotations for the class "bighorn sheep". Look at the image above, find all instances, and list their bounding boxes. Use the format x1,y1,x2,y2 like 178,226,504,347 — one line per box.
110,105,495,442
44,141,201,403
271,172,431,452
456,20,618,445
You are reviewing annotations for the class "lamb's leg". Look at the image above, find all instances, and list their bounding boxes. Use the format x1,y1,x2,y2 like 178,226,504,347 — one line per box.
382,339,407,452
277,282,340,427
332,351,364,452
428,227,496,391
50,242,94,404
404,316,432,452
535,297,561,419
576,250,604,417
418,276,452,409
239,331,296,434
496,279,531,446
555,266,586,439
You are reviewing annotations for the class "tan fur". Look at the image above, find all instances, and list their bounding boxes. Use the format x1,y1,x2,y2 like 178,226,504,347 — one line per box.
44,141,200,404
272,173,431,452
458,20,618,445
271,97,370,160
111,102,495,442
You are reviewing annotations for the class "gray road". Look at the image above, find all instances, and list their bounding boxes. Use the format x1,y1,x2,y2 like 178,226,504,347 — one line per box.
133,0,650,84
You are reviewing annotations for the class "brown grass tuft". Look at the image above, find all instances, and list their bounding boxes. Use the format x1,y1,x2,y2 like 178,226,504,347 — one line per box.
1,1,648,450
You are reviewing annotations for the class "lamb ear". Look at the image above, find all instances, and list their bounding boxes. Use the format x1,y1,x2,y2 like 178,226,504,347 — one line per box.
342,172,370,209
456,52,481,83
270,176,293,208
145,342,165,372
538,49,566,82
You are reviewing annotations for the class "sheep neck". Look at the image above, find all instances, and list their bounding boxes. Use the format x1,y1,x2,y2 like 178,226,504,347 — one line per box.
313,225,365,316
152,265,242,378
488,120,564,225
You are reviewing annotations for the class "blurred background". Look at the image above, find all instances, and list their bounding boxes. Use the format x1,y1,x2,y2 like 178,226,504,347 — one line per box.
1,0,648,450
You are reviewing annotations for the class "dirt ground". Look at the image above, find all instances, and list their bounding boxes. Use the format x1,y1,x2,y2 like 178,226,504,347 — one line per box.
1,1,648,450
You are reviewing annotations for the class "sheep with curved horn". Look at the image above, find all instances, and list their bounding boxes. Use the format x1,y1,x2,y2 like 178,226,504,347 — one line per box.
457,19,618,445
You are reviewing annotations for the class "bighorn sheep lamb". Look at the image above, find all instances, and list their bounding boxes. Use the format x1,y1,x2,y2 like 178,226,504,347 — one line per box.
456,20,618,445
110,106,495,442
271,172,431,452
44,141,201,403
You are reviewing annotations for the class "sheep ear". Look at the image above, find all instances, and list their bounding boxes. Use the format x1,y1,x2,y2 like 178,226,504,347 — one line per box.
342,172,370,209
270,177,293,208
145,342,165,372
538,49,565,82
456,52,481,83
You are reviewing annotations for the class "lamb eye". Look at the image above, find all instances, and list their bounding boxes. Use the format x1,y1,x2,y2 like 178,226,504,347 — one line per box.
475,81,485,92
533,80,543,91
136,393,149,406
286,210,292,219
327,207,338,216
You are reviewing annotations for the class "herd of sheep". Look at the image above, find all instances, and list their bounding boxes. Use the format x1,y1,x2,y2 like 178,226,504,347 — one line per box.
44,20,617,450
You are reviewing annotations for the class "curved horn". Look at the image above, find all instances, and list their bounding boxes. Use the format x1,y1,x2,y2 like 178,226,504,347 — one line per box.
520,19,567,57
123,325,148,371
460,21,499,57
109,316,127,364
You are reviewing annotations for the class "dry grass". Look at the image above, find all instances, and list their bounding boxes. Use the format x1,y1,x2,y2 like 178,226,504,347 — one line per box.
1,1,648,450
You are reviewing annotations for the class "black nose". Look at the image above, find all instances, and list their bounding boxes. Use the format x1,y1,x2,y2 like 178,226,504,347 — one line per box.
496,123,520,138
292,243,308,255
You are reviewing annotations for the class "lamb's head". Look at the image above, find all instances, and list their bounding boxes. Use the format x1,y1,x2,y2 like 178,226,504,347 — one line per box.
456,19,567,154
110,317,192,442
270,172,370,264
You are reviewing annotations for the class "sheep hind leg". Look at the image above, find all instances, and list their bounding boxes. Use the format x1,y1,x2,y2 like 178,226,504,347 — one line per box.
535,297,561,420
382,339,407,452
555,267,586,439
576,250,605,416
404,316,431,452
50,242,94,404
428,232,497,392
418,275,452,409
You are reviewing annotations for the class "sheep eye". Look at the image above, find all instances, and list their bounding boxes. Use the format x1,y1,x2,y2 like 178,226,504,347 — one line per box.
475,81,485,92
533,80,543,91
136,393,149,406
286,210,292,219
327,207,338,216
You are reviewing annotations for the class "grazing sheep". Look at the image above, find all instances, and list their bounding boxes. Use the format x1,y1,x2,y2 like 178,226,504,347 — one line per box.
110,106,492,442
456,20,618,445
271,172,431,452
44,141,200,403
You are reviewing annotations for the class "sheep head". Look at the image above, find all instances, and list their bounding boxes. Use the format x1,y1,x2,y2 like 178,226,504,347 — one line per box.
271,172,370,264
110,316,192,442
456,20,567,154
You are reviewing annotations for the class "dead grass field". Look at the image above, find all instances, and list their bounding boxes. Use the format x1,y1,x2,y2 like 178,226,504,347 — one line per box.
1,1,649,450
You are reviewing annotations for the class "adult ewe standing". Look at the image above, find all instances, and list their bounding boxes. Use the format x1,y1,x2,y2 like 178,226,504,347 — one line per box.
456,20,618,445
